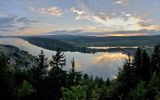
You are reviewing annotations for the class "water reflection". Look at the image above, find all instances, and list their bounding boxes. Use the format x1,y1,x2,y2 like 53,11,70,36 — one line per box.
0,38,128,80
88,46,138,49
92,53,127,64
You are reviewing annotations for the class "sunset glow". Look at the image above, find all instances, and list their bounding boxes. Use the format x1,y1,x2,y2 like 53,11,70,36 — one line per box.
0,0,160,36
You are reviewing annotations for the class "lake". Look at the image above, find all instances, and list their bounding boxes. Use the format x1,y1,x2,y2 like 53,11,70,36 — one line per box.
88,46,138,49
0,37,128,80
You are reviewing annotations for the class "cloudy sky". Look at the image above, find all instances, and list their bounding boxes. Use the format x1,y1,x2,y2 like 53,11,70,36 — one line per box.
0,0,160,36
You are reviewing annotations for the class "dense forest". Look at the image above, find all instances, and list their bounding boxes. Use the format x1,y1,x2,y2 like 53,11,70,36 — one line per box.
21,35,160,47
22,37,93,53
0,43,160,100
21,37,138,53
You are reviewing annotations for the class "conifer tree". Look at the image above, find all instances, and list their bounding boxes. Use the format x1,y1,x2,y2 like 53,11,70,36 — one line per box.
50,48,66,69
68,58,82,86
151,44,160,73
141,50,151,81
30,50,49,100
48,48,67,100
38,50,49,79
133,47,142,79
106,78,110,86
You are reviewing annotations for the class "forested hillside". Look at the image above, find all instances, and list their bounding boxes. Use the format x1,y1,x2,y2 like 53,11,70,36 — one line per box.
22,37,93,53
24,35,160,47
0,43,160,100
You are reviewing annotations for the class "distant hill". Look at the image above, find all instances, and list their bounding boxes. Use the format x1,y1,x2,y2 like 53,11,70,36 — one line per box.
22,37,93,53
24,35,160,47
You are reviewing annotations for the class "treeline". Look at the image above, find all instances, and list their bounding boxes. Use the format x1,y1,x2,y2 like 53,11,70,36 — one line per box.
28,35,160,47
22,37,138,54
0,44,160,100
23,37,93,53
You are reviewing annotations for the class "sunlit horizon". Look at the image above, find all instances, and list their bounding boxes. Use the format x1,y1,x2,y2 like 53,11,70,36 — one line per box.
1,0,160,36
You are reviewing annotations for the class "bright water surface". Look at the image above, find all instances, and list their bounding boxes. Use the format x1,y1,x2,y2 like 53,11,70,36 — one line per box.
0,38,128,80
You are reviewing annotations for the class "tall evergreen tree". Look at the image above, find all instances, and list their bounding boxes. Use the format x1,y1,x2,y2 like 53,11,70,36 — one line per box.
151,44,160,73
31,50,48,81
105,78,110,86
115,55,137,99
30,50,49,100
50,48,66,69
133,47,142,80
141,50,151,81
48,48,67,100
38,50,49,79
68,58,82,86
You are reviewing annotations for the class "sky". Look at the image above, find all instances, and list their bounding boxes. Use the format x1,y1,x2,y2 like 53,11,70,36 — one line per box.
0,0,160,36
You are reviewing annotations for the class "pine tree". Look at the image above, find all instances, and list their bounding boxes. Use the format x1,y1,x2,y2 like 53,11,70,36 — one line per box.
116,55,137,99
151,44,160,74
105,78,110,86
141,50,151,81
50,48,66,69
48,48,67,100
133,47,142,80
30,50,49,100
38,50,49,79
49,48,66,82
31,50,48,81
68,58,82,86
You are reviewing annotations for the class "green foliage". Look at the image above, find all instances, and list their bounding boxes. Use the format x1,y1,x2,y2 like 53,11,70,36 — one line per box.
16,80,34,99
128,81,147,100
50,48,66,69
61,85,87,100
47,48,67,100
24,37,92,53
151,44,160,73
1,43,160,100
0,54,15,100
38,50,49,78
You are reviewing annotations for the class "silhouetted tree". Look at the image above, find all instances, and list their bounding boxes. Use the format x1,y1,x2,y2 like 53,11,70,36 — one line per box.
48,48,67,100
30,50,49,100
151,44,160,73
141,49,151,81
50,48,66,69
68,58,82,86
133,47,142,80
38,50,49,79
115,55,137,99
106,78,110,86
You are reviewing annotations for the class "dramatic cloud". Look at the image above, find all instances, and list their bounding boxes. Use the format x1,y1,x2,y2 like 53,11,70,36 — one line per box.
0,15,44,35
70,7,84,20
38,7,63,17
71,7,160,32
70,7,84,15
0,0,160,36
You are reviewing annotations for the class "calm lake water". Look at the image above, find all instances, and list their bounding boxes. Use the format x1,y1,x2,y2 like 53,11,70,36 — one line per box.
88,46,138,49
0,38,128,80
